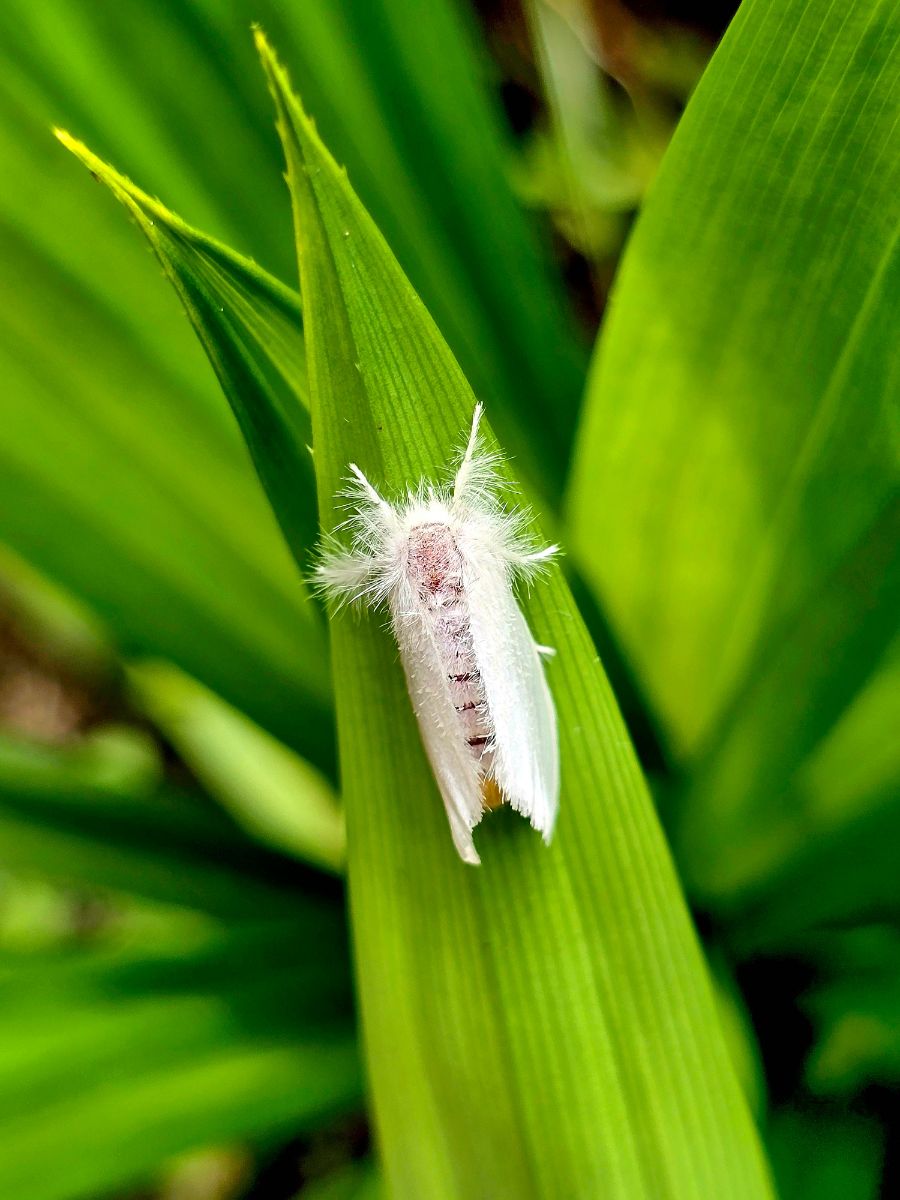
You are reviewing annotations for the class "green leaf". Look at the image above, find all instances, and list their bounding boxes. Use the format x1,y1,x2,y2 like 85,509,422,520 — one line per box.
257,34,771,1199
710,643,900,949
707,638,900,910
809,984,900,1096
0,733,330,919
522,0,661,258
767,1106,884,1200
803,927,900,1096
317,0,588,495
55,131,320,563
0,63,331,764
207,0,587,496
1,0,585,500
0,0,299,280
729,801,900,957
0,543,113,679
302,1161,384,1200
129,660,345,873
0,921,360,1200
709,950,766,1119
566,0,900,864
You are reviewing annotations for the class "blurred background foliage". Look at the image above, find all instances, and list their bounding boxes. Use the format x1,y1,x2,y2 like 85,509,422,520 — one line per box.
0,0,896,1197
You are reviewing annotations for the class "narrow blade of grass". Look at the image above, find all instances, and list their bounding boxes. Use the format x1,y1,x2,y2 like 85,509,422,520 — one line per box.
129,660,345,874
56,132,320,561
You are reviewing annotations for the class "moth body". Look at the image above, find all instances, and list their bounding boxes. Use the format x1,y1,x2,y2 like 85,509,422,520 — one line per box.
317,405,559,864
402,520,494,770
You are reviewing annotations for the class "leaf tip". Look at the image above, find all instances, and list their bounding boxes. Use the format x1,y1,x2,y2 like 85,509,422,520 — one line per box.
252,24,280,79
53,129,120,198
53,127,90,166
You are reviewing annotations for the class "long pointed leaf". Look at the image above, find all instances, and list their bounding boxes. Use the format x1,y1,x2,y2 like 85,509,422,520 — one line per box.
257,34,771,1199
129,660,345,873
0,65,330,762
1,0,586,500
56,132,320,562
567,0,900,773
565,0,900,900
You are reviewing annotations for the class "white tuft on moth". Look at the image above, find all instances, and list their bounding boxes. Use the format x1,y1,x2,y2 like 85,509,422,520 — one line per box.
315,404,559,865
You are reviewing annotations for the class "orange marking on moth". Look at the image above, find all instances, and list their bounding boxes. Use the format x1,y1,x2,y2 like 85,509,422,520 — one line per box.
481,775,505,811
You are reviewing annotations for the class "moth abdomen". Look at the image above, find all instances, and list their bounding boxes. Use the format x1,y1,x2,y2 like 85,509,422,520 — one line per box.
403,520,498,769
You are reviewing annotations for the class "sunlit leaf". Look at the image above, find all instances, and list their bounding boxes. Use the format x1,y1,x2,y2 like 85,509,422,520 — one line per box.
0,48,331,764
566,0,900,891
129,660,345,873
255,34,771,1199
249,0,589,496
0,0,586,501
56,131,321,562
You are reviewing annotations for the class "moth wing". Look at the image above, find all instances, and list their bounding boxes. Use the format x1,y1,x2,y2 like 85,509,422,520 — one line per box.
390,604,485,865
462,540,559,841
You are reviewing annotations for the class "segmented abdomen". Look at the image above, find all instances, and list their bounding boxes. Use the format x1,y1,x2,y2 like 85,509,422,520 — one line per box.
405,522,493,767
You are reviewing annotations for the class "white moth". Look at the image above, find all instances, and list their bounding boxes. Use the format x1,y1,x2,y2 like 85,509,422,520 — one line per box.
316,404,559,865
